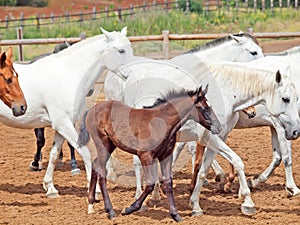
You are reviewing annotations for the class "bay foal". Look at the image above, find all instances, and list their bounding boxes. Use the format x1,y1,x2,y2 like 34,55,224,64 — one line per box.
78,85,221,222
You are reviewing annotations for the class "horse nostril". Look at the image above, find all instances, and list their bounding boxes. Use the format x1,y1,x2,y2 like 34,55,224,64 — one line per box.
20,105,26,113
293,130,298,137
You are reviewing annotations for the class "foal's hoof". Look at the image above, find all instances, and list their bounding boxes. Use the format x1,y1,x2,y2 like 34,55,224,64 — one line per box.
71,168,81,176
191,210,203,217
241,205,256,216
107,210,117,219
88,204,95,214
121,207,133,215
171,213,183,222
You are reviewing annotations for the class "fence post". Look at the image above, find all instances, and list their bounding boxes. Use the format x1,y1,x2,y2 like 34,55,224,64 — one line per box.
20,12,24,27
143,1,146,12
287,0,290,7
165,0,169,12
130,4,134,16
153,0,156,10
270,0,274,12
79,10,83,22
296,0,298,9
105,6,109,18
17,27,24,61
254,0,257,11
162,30,170,59
118,6,122,20
262,0,265,11
36,13,40,29
186,0,190,11
92,7,96,19
65,11,70,22
279,0,282,8
5,16,9,29
50,12,55,23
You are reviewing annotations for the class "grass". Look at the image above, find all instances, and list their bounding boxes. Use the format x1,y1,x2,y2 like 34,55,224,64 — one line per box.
1,7,300,61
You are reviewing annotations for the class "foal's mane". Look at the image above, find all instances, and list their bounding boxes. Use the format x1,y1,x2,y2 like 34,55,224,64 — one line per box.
144,88,196,109
266,46,300,56
185,33,258,54
210,63,281,97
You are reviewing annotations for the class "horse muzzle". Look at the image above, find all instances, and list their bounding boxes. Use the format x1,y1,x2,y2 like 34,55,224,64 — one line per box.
12,102,27,117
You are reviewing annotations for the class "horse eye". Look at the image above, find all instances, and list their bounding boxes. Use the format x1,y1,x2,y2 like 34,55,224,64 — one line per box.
6,78,12,84
282,97,290,103
250,51,257,56
118,49,125,54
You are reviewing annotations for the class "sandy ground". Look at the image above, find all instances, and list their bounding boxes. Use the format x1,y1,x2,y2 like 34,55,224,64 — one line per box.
0,39,300,224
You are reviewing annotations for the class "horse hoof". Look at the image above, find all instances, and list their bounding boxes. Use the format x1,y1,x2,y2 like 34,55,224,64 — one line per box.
71,168,80,176
171,213,183,222
121,207,132,215
138,204,147,212
108,210,117,219
191,210,203,217
203,179,209,187
88,204,95,214
29,161,42,171
46,192,59,198
241,205,256,216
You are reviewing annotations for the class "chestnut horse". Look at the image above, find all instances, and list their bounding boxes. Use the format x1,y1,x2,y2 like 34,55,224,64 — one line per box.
0,47,27,116
78,85,221,222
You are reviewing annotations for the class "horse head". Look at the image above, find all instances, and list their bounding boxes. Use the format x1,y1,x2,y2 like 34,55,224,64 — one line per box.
229,33,264,61
0,47,27,117
101,27,134,72
192,84,221,135
265,70,300,140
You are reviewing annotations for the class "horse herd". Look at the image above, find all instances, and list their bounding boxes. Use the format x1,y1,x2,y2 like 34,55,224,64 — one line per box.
1,27,300,222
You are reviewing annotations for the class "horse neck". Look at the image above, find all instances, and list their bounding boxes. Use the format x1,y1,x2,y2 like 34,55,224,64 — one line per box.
212,64,276,112
157,97,196,136
191,40,240,61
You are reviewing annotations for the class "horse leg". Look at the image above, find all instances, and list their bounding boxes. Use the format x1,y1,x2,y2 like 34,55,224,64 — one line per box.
87,166,98,214
190,141,205,194
160,155,182,222
43,132,65,198
29,128,45,171
122,153,155,215
172,142,186,167
222,163,235,193
191,134,255,216
133,155,143,200
67,142,81,175
247,126,300,196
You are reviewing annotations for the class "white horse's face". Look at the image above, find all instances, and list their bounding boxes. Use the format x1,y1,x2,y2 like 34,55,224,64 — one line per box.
101,27,134,71
267,71,300,140
231,35,264,62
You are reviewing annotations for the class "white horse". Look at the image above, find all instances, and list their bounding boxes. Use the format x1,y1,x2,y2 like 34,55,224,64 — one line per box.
109,58,300,217
220,46,300,197
104,33,264,196
0,27,134,197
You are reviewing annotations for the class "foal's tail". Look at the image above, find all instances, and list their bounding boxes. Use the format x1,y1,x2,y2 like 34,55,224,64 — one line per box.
78,110,90,148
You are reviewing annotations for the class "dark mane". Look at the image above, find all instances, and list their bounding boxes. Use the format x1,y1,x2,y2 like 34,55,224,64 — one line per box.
143,88,196,109
266,46,300,56
184,33,258,54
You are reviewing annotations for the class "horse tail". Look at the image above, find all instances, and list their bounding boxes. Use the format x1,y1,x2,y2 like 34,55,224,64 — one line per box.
78,110,90,147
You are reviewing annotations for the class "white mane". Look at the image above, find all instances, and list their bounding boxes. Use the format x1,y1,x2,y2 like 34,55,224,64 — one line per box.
208,63,280,98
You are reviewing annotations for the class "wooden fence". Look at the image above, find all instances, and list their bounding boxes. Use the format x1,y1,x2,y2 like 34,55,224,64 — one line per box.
2,29,300,61
1,0,299,29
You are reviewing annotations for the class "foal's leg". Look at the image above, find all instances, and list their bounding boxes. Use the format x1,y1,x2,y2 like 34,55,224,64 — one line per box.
29,128,45,171
87,166,98,214
122,153,155,215
160,155,182,222
190,141,205,194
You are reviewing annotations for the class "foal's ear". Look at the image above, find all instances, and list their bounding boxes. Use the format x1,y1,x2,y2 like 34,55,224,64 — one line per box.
0,51,6,68
203,84,209,96
275,70,282,84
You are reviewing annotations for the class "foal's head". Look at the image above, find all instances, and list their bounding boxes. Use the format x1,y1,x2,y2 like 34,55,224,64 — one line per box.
0,47,27,116
191,85,221,134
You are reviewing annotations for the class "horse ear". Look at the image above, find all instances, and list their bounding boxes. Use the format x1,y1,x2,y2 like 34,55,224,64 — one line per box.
100,27,114,41
283,65,292,77
275,70,282,84
5,47,13,66
203,84,209,96
230,34,242,43
121,27,127,36
0,51,6,68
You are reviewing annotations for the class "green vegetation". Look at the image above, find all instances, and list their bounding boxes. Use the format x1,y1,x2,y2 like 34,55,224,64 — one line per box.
1,7,300,61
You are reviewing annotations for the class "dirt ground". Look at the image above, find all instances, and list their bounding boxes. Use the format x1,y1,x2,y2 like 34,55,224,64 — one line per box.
1,39,300,225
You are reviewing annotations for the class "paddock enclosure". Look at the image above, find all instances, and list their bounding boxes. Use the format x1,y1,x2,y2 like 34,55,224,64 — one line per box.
0,39,300,224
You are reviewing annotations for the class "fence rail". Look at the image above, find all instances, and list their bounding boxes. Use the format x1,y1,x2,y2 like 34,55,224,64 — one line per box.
2,30,300,61
1,0,299,29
